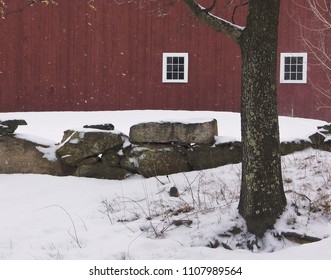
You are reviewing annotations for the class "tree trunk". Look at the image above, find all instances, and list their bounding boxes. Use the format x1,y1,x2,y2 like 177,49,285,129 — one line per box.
181,0,287,236
238,0,286,236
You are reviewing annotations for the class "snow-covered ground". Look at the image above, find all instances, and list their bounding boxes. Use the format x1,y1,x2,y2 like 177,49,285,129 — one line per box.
0,110,330,260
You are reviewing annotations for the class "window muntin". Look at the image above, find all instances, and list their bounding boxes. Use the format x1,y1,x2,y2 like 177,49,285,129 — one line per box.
280,53,307,84
163,53,188,83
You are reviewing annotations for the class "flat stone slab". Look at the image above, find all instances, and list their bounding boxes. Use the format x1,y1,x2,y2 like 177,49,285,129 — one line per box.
129,118,218,145
0,119,27,135
83,123,115,131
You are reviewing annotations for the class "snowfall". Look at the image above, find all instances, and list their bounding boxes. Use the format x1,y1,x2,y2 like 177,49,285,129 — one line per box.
0,110,331,264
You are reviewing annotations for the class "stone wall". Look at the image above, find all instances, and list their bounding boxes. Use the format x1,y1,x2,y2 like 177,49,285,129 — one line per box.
1,119,330,179
56,119,220,179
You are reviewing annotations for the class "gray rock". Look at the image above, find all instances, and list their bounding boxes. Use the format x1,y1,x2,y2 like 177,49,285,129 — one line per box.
83,123,115,131
0,119,27,135
309,125,331,152
169,186,180,197
129,119,218,145
321,139,331,152
130,122,173,144
75,163,131,180
317,123,331,133
101,150,121,167
56,130,125,166
0,135,62,175
76,156,100,166
72,150,128,179
309,132,326,149
187,142,242,170
280,140,312,155
120,156,139,174
122,144,191,178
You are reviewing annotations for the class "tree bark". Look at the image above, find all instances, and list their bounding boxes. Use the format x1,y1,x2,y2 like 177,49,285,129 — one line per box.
238,0,286,236
179,0,287,236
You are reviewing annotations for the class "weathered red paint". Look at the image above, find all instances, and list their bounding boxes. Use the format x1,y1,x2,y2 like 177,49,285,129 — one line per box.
0,0,330,121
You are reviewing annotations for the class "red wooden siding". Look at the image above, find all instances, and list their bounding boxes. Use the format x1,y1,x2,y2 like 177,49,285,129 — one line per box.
0,0,330,121
277,0,331,120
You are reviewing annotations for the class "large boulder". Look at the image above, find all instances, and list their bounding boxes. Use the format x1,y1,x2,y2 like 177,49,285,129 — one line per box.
0,135,62,175
187,141,242,170
121,144,191,178
56,129,125,166
129,119,218,145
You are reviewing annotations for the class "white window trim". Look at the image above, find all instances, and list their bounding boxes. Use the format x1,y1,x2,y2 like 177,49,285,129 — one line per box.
162,52,189,83
280,52,308,84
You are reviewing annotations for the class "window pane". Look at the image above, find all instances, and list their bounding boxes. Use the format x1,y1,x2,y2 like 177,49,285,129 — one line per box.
167,57,172,64
167,65,173,72
285,57,291,64
179,57,184,64
297,65,303,72
291,57,297,64
291,65,297,72
291,73,297,80
179,73,184,80
173,65,179,72
284,73,290,80
173,57,179,64
297,57,303,64
167,73,172,80
297,73,303,80
173,73,178,79
179,65,184,72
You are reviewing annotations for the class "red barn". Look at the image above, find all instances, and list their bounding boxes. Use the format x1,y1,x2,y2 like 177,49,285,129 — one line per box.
0,0,330,121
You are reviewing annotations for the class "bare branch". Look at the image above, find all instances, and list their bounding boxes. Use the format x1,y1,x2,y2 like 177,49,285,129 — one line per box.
204,0,217,13
306,0,331,29
1,0,35,18
232,0,248,24
294,0,331,106
1,0,59,18
1,0,95,18
182,0,244,43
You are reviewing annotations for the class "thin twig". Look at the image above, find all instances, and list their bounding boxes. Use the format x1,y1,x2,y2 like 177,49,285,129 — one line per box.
37,204,82,248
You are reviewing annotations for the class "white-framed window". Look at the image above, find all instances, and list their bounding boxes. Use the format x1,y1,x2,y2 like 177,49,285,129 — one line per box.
280,52,307,84
162,52,188,83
